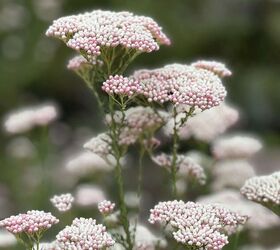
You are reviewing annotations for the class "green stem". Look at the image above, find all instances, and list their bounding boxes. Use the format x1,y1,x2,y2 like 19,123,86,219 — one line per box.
170,107,179,198
108,96,133,250
137,146,145,198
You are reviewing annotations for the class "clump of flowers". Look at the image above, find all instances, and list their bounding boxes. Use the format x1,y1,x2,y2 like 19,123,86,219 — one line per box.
191,60,232,78
4,104,58,134
0,210,59,249
241,171,280,216
56,217,115,249
102,75,142,97
212,135,262,159
98,200,115,216
133,63,227,109
50,193,74,212
46,10,170,59
75,184,106,207
149,200,247,249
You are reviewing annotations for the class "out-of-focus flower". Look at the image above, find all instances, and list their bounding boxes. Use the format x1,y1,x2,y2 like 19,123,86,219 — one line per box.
134,224,167,250
56,218,115,249
241,171,280,215
191,60,232,78
0,210,59,234
98,200,115,216
67,55,103,73
124,192,140,208
50,193,74,212
3,103,59,134
65,151,113,177
75,184,106,207
198,189,280,231
33,0,63,22
107,107,167,146
0,230,16,248
212,160,256,191
37,241,57,250
164,103,239,142
152,154,206,185
149,200,247,250
212,135,262,159
6,136,35,159
84,133,112,159
46,10,170,60
133,63,227,110
102,75,142,97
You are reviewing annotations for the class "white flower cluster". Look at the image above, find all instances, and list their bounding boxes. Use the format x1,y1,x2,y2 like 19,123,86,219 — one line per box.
50,193,74,212
98,200,115,215
149,200,247,250
164,103,239,142
4,104,58,134
191,60,232,78
46,10,170,59
212,135,262,159
133,63,227,110
56,218,115,249
241,171,280,206
212,160,256,191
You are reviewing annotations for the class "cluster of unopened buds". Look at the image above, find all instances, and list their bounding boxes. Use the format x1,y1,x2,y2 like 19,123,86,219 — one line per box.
98,200,115,216
50,193,74,212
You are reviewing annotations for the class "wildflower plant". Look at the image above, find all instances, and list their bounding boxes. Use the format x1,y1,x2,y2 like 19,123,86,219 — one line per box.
3,7,273,250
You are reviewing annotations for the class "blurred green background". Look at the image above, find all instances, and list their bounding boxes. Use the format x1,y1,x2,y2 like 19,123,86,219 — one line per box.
1,0,280,137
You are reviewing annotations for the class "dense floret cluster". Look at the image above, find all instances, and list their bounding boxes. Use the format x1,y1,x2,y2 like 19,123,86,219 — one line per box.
56,218,115,249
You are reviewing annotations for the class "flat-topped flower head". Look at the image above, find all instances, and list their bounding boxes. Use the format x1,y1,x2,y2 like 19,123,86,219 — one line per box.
241,171,280,215
0,210,59,235
98,200,115,215
191,60,232,78
164,102,239,142
56,217,115,249
4,104,58,134
212,160,256,191
133,64,227,110
46,10,170,58
212,135,262,159
50,193,74,212
102,75,142,97
149,200,247,250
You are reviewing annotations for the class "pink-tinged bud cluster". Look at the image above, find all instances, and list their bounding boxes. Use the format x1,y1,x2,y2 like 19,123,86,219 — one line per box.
0,210,59,235
56,217,115,249
152,154,206,185
4,104,58,134
212,160,256,191
102,75,142,97
149,200,247,250
46,10,170,58
50,193,74,212
164,103,239,142
98,200,115,215
191,60,232,78
133,64,227,110
212,135,262,159
84,133,112,158
241,171,280,206
37,241,57,250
